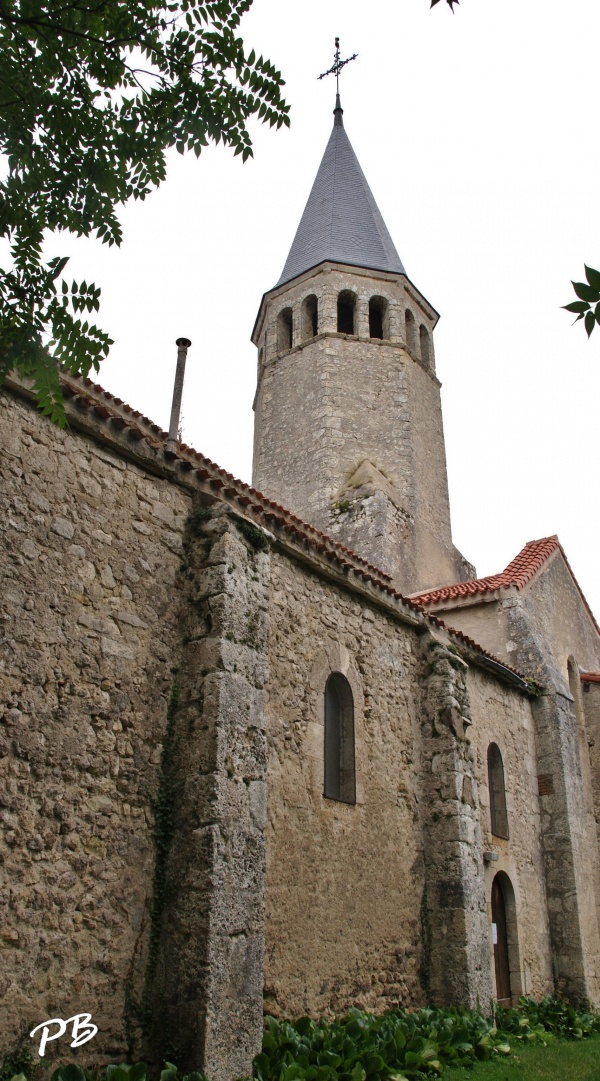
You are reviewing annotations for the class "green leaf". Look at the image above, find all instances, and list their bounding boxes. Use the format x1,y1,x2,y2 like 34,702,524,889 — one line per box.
54,1068,87,1081
562,301,590,313
572,281,600,303
585,310,596,337
584,265,600,290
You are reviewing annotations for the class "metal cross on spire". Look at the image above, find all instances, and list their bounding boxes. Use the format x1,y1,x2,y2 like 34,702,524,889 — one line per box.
318,37,358,95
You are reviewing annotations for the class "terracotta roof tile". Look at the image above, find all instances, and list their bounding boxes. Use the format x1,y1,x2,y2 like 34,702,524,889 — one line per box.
411,537,561,606
412,536,600,637
581,673,600,684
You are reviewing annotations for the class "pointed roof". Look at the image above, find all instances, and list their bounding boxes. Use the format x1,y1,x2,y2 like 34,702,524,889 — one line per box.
276,97,406,287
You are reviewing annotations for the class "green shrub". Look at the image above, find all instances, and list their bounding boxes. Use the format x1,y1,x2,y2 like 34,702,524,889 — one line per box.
496,994,600,1041
253,1006,511,1081
14,996,600,1081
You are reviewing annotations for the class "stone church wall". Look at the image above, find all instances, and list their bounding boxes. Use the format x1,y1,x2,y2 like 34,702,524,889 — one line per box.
0,378,573,1070
264,549,426,1019
467,667,553,1000
0,389,190,1058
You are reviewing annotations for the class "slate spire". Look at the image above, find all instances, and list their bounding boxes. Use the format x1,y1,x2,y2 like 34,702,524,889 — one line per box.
276,98,406,287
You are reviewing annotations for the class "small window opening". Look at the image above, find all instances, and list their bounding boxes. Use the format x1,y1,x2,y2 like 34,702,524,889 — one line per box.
405,308,416,353
302,294,318,339
369,296,387,339
488,743,509,839
324,672,356,804
420,324,431,367
277,307,293,352
337,291,356,335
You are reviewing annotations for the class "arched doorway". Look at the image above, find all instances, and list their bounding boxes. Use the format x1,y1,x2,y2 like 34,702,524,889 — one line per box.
492,874,512,1004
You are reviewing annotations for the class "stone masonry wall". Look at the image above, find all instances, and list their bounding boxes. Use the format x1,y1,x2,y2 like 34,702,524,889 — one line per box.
0,389,190,1062
418,634,492,1008
264,550,426,1019
150,505,270,1081
583,680,600,839
0,390,271,1080
252,263,469,596
468,667,553,1001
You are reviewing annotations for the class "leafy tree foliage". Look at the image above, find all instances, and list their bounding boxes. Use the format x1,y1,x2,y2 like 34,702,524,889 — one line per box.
563,266,600,338
431,0,459,10
0,0,289,422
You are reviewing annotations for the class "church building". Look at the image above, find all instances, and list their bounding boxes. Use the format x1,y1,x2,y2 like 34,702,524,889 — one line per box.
1,92,600,1081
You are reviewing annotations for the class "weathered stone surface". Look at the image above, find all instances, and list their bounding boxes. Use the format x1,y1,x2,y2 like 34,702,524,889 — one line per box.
264,549,426,1018
150,507,269,1081
419,634,492,1008
0,391,190,1064
0,375,585,1077
252,263,473,595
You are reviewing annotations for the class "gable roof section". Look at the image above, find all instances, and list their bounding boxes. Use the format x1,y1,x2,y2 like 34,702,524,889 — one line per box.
412,536,600,636
276,102,405,287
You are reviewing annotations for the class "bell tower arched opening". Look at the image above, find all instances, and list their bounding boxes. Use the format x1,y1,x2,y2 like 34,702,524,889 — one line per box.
337,291,356,334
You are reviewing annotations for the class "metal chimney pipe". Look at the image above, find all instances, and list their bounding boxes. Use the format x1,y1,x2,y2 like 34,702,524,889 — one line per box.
167,337,191,452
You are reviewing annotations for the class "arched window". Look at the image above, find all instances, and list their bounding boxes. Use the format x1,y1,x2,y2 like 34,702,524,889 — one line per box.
419,324,431,367
337,291,356,335
369,296,388,340
488,743,509,839
404,308,416,353
302,294,318,339
277,307,293,352
324,673,356,804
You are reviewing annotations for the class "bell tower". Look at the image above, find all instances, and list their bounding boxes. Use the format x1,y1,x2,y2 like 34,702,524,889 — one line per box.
251,94,473,595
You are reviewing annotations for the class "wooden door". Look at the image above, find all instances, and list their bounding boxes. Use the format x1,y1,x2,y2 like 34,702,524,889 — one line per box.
492,875,511,1004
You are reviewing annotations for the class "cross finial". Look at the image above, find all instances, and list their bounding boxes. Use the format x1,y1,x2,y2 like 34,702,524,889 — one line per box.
317,37,358,98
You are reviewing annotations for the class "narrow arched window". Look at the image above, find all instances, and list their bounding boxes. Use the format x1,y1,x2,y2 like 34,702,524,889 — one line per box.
324,673,356,804
277,307,293,351
488,743,509,839
405,308,416,353
302,294,318,339
419,324,431,367
337,291,356,335
369,296,388,339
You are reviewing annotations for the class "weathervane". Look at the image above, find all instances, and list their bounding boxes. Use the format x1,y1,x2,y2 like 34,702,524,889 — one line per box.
318,38,358,94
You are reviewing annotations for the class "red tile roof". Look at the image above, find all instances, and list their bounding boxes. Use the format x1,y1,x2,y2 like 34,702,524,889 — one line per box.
4,369,535,691
581,673,600,684
412,536,600,637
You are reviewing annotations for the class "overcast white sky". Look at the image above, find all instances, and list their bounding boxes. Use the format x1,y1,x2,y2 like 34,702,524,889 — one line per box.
50,0,600,617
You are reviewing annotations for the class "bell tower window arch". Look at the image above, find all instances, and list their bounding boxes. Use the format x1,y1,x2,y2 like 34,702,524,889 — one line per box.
337,291,356,335
369,296,388,339
277,307,293,352
302,294,318,339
